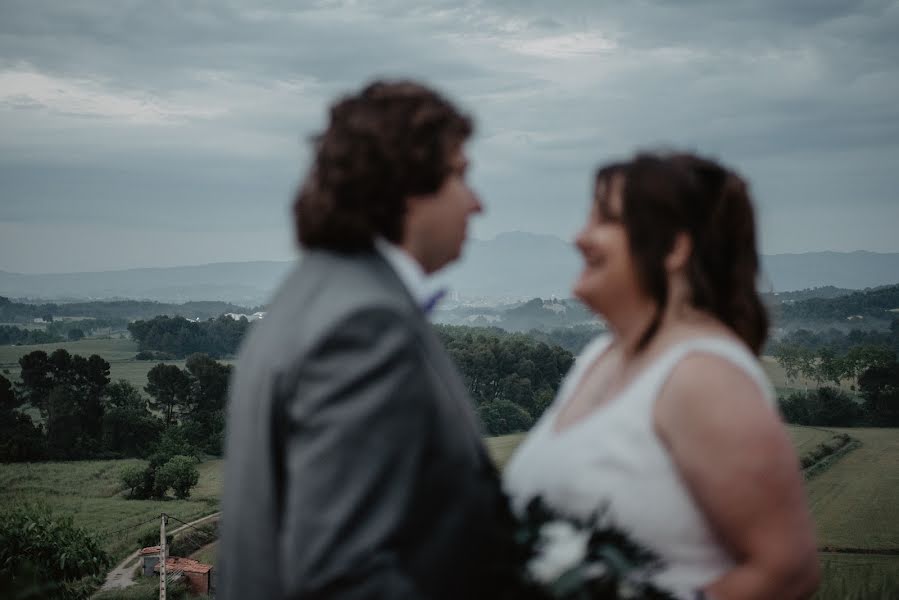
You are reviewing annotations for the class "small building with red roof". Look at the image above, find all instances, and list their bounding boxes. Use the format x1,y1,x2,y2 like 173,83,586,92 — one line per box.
153,557,214,595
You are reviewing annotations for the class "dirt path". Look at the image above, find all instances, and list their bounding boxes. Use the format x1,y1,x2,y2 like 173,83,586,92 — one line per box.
94,511,221,595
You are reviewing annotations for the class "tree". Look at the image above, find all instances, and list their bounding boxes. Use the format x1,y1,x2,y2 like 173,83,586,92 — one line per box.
0,373,17,413
16,350,110,456
152,426,201,462
120,464,145,497
145,364,192,426
858,360,899,425
46,386,85,458
71,354,110,444
478,399,534,436
778,387,860,426
102,381,163,457
772,343,811,386
156,455,200,499
184,353,232,415
811,387,861,426
66,328,85,341
0,375,46,462
815,347,845,387
0,503,108,600
16,350,54,412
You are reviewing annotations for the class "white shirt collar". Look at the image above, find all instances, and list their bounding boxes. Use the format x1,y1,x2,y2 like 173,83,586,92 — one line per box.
373,237,433,307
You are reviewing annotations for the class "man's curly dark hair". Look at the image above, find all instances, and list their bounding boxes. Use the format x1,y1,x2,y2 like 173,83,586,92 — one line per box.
294,80,473,251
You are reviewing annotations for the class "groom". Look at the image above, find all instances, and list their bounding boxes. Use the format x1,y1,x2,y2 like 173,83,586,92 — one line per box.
218,80,514,599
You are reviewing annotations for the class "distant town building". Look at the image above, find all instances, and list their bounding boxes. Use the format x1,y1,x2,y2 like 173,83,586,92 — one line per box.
224,311,266,322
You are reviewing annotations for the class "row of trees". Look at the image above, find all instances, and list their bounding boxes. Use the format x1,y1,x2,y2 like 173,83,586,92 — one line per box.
771,319,899,355
0,319,132,347
436,325,574,435
0,296,259,323
128,315,251,358
779,360,899,427
776,283,899,322
1,349,231,462
772,337,899,426
2,325,575,460
771,341,896,389
0,325,63,346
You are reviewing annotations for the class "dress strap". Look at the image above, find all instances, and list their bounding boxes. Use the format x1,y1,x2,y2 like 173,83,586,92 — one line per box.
648,337,775,408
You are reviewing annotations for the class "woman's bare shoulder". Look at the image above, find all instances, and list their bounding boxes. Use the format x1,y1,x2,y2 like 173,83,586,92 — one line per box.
654,350,780,448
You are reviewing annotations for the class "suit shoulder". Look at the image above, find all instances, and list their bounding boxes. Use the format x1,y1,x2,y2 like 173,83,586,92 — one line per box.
237,253,418,366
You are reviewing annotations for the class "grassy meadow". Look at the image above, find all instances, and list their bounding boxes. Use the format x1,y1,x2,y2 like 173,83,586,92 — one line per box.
805,428,899,550
788,426,841,456
2,337,897,596
0,458,223,564
814,553,899,600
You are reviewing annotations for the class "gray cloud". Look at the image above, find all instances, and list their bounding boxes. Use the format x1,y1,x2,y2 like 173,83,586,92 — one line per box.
1,0,898,272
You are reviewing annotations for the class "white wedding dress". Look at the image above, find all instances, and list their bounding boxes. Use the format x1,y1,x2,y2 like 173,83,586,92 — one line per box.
503,334,776,600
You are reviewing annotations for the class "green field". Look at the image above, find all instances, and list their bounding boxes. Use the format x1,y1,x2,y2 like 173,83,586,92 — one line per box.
1,336,895,596
485,433,526,469
0,458,223,563
189,542,218,566
0,337,140,366
788,426,841,457
806,428,899,549
3,426,898,597
814,553,899,600
0,337,234,391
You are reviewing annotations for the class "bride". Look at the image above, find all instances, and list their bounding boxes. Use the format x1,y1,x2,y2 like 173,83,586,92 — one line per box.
504,152,820,599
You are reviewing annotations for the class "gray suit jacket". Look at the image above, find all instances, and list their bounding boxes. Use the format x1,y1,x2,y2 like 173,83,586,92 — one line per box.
218,250,514,599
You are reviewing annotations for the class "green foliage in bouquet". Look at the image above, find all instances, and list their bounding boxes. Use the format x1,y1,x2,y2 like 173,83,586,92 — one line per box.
514,496,676,600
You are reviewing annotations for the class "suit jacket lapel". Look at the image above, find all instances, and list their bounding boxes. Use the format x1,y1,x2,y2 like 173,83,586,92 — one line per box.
370,253,490,465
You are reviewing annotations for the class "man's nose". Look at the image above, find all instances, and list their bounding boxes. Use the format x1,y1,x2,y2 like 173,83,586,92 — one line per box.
470,191,484,214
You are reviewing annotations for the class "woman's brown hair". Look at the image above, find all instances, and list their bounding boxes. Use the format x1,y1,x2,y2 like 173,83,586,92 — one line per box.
595,152,769,355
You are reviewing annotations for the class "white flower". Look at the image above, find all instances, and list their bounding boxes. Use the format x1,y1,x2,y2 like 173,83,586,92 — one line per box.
527,521,591,584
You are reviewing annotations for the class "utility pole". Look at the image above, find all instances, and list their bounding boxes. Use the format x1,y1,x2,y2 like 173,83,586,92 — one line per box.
159,513,168,600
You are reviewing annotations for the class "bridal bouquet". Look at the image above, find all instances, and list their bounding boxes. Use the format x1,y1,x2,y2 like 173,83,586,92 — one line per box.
511,496,676,600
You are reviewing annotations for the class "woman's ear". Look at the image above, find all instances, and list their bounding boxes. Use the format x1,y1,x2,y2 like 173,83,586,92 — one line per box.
666,231,693,273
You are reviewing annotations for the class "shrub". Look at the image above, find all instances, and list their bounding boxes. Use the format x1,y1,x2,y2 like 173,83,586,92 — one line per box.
0,503,109,600
136,529,171,552
156,456,200,500
134,351,176,361
778,387,861,426
799,434,851,469
478,399,534,436
120,464,145,497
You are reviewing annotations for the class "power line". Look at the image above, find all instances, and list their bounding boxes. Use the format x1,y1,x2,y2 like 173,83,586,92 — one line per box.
166,514,218,539
96,515,160,539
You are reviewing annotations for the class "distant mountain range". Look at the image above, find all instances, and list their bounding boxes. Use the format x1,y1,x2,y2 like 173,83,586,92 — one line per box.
0,261,293,305
2,232,898,303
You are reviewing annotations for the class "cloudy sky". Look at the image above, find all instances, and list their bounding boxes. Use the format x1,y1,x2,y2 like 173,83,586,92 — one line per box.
1,0,898,273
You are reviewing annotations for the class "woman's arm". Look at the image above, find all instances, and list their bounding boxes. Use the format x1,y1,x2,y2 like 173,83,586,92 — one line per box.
654,353,820,600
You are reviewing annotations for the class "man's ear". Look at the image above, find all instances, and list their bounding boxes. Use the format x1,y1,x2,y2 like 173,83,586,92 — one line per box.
665,231,692,273
404,193,428,215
